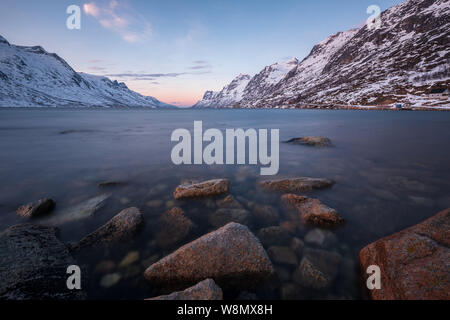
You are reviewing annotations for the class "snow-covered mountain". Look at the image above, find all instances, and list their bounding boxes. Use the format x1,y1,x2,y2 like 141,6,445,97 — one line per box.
193,74,251,108
0,35,173,108
195,0,449,108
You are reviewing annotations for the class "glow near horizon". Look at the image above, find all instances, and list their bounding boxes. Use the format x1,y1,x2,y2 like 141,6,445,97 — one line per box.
0,0,403,106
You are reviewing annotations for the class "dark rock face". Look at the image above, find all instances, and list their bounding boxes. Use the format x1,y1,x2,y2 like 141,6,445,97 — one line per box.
282,194,344,227
0,224,84,300
260,177,334,193
147,279,223,300
285,136,332,147
71,207,144,252
359,208,450,300
16,198,55,218
144,222,274,289
156,207,194,248
173,179,230,200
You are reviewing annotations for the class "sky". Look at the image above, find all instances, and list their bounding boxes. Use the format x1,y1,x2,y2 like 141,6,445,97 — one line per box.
0,0,404,106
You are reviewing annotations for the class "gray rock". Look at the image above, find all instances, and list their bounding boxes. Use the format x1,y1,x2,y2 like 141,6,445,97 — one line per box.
0,224,85,299
144,222,274,289
71,207,143,251
16,198,55,218
304,228,337,248
148,279,223,300
44,194,109,226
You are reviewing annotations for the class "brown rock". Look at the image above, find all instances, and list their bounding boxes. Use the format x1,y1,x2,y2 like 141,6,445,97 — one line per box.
16,198,55,218
282,194,344,227
156,207,194,248
285,136,331,147
359,208,450,300
71,207,144,251
173,179,230,200
260,177,334,193
144,222,274,289
216,195,243,209
147,279,223,300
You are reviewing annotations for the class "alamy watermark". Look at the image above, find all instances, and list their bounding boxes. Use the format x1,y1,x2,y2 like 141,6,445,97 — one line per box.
170,121,279,176
367,5,382,30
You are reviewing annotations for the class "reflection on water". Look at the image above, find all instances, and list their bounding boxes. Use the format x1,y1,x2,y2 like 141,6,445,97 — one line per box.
0,108,449,299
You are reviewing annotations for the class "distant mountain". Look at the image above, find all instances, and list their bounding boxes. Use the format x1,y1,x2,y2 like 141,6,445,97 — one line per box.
193,74,251,108
195,0,449,109
0,35,173,108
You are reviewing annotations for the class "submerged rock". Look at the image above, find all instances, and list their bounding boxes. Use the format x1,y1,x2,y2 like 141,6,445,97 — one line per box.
260,177,334,193
359,208,450,300
147,279,223,300
156,207,194,248
216,195,244,209
267,246,298,266
71,207,144,252
44,194,110,226
0,224,85,299
209,208,250,228
144,222,274,289
252,205,279,227
16,198,55,218
292,248,342,290
118,251,140,268
97,181,127,188
282,194,344,227
257,226,291,247
304,228,337,248
100,273,121,288
173,179,230,200
285,136,331,147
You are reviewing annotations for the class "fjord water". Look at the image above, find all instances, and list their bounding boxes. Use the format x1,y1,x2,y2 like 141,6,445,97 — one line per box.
0,108,449,299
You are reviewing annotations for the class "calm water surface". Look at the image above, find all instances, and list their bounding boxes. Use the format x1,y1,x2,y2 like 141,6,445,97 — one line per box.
0,108,449,299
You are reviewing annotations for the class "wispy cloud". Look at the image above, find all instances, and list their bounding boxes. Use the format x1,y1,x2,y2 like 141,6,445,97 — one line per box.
106,71,212,79
188,60,211,70
106,73,186,78
83,1,151,43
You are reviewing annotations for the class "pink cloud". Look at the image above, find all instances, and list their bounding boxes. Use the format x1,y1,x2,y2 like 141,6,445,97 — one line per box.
83,1,151,43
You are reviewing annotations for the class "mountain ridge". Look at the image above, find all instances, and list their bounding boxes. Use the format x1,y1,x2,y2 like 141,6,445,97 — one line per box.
194,0,449,109
0,36,174,108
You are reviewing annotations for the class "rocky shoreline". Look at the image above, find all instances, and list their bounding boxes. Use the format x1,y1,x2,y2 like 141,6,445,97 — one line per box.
0,136,448,300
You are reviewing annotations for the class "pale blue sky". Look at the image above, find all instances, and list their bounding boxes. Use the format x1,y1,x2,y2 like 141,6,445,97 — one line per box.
0,0,403,106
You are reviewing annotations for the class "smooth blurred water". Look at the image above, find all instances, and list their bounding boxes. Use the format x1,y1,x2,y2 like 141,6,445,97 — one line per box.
0,108,449,299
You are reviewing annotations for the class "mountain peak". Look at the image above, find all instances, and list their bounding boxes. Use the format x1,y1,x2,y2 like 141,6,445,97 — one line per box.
0,35,10,45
